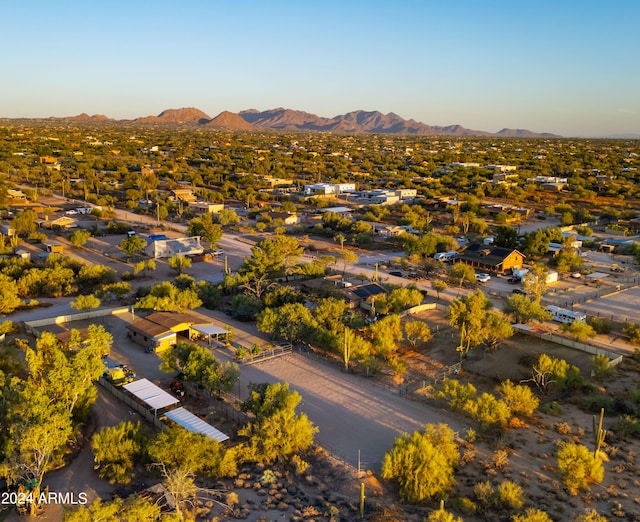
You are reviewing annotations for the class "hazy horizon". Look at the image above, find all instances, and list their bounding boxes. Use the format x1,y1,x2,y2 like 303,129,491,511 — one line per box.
1,1,638,138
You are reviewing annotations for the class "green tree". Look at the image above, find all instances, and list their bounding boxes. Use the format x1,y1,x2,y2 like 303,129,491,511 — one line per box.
521,229,552,258
404,320,432,349
494,225,518,248
135,282,202,312
556,441,604,495
338,327,371,371
148,425,236,519
188,212,223,246
0,273,23,314
339,249,358,276
217,208,240,226
368,314,403,359
63,495,161,522
382,423,459,503
11,209,37,237
238,236,303,298
561,320,596,342
530,353,583,394
313,297,349,333
522,263,549,302
448,290,513,359
503,294,551,324
0,326,110,513
230,293,263,321
431,279,448,300
68,229,91,247
119,235,146,258
239,382,317,464
91,421,147,484
70,294,101,311
256,303,315,342
377,287,423,314
168,253,192,274
447,262,476,288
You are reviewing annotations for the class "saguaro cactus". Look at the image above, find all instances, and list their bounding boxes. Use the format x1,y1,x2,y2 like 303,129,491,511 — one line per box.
592,407,607,458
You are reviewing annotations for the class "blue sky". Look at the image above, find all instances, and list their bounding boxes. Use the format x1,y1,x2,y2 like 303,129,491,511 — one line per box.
1,1,638,137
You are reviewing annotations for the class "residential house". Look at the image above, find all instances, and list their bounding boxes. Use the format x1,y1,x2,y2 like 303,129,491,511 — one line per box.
264,212,300,226
189,201,224,214
342,283,387,311
144,236,204,258
171,188,197,203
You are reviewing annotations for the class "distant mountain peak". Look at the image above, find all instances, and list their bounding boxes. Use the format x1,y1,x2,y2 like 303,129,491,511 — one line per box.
0,106,562,137
206,111,255,130
135,107,211,124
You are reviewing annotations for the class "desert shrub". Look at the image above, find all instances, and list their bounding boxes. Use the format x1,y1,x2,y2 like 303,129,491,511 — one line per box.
611,415,640,440
623,322,640,344
448,497,477,516
492,448,509,469
382,424,459,503
499,379,540,416
426,502,463,522
590,354,614,380
463,393,511,430
496,480,525,510
513,508,553,522
556,441,604,495
553,422,572,435
582,394,613,413
540,401,562,416
436,379,477,410
473,480,496,508
612,397,635,415
465,427,476,443
587,317,612,335
28,231,48,243
570,508,609,522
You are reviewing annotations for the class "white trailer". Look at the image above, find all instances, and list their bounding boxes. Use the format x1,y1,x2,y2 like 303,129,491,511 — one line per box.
546,305,586,324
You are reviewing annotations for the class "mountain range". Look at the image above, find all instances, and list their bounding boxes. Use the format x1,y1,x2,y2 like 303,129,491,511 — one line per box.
6,107,561,138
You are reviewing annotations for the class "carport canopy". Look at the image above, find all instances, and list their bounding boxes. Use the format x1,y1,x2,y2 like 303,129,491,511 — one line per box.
165,407,229,442
190,324,230,344
123,378,179,414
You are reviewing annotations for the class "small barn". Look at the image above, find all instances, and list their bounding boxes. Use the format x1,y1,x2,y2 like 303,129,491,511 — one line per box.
127,318,176,352
456,245,525,275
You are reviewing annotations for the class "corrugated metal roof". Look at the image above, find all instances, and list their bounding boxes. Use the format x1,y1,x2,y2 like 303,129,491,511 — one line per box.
123,378,179,410
165,407,229,442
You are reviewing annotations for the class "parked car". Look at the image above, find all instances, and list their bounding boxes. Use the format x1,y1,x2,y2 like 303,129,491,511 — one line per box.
571,272,582,279
388,270,403,277
511,289,527,295
475,273,491,283
507,277,520,284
